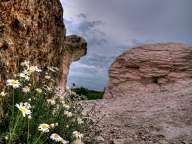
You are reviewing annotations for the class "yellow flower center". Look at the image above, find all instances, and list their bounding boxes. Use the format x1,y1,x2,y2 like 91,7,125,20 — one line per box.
11,80,17,85
53,134,59,139
20,107,28,113
41,124,49,129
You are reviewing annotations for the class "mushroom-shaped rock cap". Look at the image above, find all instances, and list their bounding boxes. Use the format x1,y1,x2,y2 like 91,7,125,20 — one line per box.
64,35,87,62
104,43,192,99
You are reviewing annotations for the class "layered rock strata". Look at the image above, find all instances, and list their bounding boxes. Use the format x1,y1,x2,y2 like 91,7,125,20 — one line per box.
104,43,192,99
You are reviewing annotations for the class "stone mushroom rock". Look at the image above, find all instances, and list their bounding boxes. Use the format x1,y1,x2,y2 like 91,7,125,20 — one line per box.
87,43,192,143
104,43,192,99
59,35,87,89
65,35,87,62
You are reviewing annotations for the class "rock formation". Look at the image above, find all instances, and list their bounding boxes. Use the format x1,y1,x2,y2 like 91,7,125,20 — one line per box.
0,0,86,120
0,0,87,89
59,35,87,89
104,43,192,99
88,43,192,143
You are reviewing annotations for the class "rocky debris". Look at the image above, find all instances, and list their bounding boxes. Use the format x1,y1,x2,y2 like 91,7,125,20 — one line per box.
89,84,192,144
104,43,192,99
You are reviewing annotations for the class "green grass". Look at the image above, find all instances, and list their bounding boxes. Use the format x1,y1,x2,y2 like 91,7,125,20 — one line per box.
72,87,104,100
0,62,97,144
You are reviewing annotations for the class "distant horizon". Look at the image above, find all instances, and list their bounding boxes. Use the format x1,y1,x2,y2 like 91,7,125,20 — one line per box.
62,0,192,90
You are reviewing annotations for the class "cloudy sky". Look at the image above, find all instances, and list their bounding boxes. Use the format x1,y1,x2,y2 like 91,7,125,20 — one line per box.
61,0,192,90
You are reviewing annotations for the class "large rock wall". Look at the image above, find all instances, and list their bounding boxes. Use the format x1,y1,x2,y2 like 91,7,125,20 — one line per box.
0,0,87,89
104,43,192,98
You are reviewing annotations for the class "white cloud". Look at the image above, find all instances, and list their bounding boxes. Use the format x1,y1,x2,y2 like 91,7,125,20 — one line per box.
70,61,97,70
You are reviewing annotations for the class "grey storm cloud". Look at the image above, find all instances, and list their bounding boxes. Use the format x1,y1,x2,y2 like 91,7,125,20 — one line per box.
64,14,107,49
66,0,192,42
62,0,192,90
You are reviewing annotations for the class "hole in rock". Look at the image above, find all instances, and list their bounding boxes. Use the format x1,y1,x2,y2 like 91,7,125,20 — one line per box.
11,18,21,32
152,77,159,84
0,43,8,51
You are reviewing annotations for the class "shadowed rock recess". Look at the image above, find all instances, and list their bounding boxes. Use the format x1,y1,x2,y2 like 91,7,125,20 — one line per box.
89,43,192,144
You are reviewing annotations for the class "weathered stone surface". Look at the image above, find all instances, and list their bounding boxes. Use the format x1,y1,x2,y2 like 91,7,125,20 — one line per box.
0,0,87,119
104,43,192,99
88,86,192,143
85,43,192,143
0,0,87,89
0,0,65,83
59,35,87,89
65,35,87,62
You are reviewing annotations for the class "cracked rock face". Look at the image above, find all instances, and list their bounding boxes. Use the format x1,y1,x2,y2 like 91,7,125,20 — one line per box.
0,0,87,89
104,43,192,99
0,0,65,84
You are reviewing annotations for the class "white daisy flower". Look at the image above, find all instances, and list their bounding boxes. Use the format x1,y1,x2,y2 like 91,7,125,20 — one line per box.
20,60,30,67
29,65,42,73
23,102,32,109
77,118,84,125
6,79,20,88
22,86,30,93
5,136,8,140
15,102,32,117
50,123,55,128
50,123,58,128
45,75,51,80
35,88,42,94
23,69,30,75
64,111,73,117
73,131,83,139
24,65,41,75
19,72,30,81
47,99,56,105
0,91,7,97
63,104,70,110
50,133,63,142
38,123,50,133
